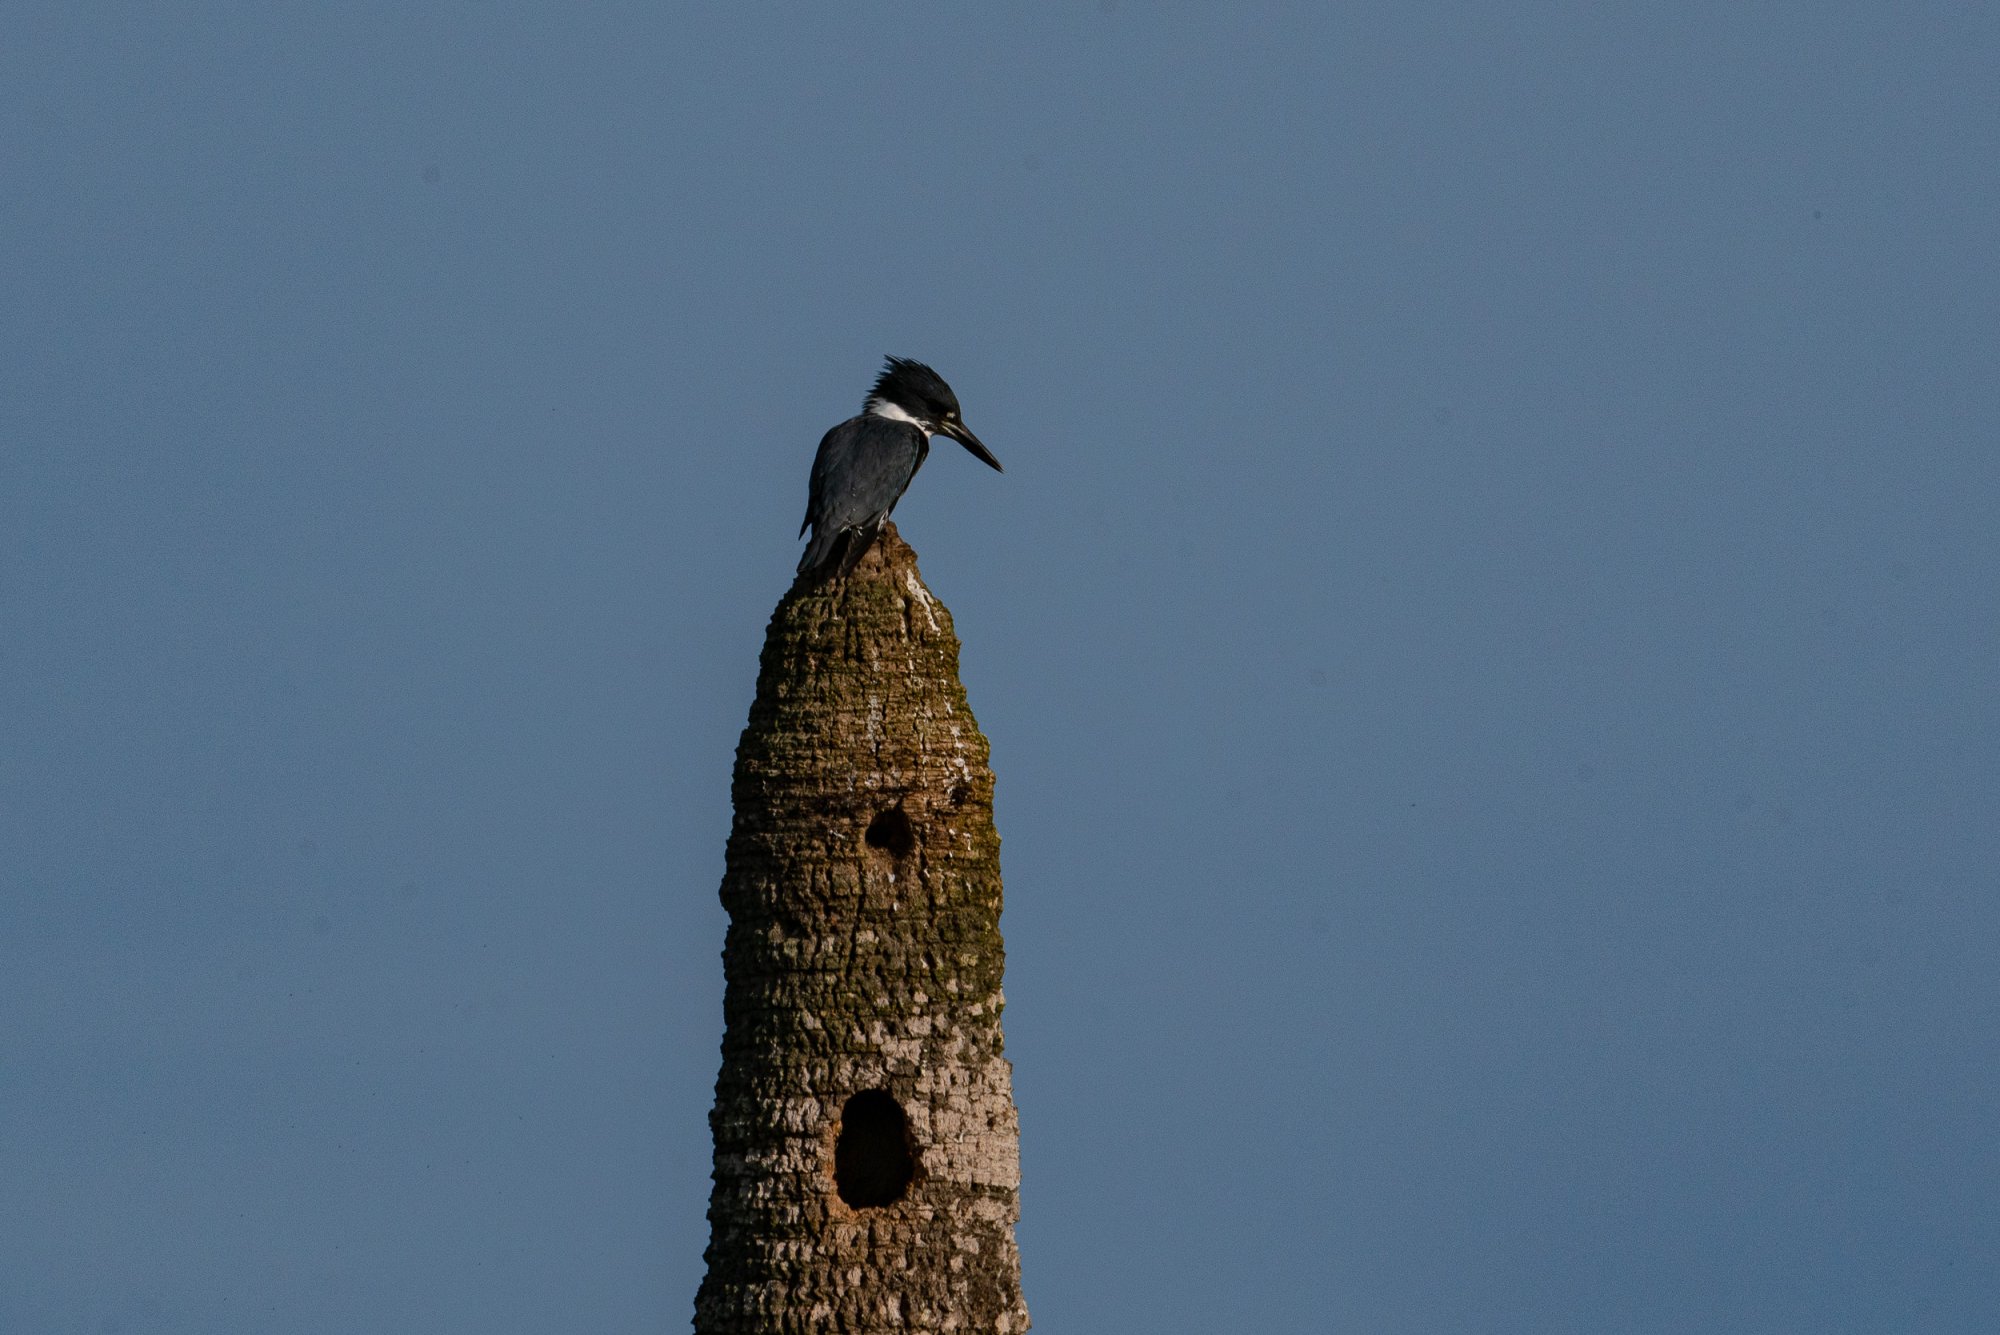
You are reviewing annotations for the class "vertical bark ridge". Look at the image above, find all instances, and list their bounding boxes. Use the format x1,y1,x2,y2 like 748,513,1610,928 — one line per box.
696,524,1028,1334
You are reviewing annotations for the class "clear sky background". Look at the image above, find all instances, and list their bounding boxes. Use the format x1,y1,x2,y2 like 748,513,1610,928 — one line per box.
4,4,1997,1331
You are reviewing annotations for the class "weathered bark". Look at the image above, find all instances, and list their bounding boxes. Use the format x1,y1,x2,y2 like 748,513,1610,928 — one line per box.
696,524,1028,1334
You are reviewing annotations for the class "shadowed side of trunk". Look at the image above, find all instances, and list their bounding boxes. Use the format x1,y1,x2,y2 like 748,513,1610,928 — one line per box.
696,524,1028,1334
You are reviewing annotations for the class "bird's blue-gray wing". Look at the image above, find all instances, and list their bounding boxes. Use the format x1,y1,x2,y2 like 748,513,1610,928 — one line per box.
798,417,927,574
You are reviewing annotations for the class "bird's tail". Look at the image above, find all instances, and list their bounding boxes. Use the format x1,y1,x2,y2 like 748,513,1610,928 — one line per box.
796,520,881,581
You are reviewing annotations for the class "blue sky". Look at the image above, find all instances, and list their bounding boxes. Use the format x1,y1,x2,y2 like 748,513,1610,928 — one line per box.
4,4,1997,1331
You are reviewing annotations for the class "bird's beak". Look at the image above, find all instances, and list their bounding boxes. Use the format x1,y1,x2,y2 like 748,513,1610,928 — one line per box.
941,420,1003,472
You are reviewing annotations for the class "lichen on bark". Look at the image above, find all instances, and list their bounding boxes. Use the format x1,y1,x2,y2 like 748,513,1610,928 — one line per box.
696,524,1028,1334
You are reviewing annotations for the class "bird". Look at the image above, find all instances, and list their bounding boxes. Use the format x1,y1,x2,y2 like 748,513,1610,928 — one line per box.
797,356,1002,578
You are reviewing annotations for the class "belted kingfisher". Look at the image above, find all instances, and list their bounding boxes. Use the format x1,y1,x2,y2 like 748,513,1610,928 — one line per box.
797,356,1002,578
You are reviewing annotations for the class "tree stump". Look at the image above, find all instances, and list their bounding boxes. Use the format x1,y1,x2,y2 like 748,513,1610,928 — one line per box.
695,524,1028,1333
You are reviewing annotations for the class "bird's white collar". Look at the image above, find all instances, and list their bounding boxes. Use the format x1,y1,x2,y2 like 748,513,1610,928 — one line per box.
865,397,929,430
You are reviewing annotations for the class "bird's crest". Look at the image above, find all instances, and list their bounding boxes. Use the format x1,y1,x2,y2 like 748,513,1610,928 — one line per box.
868,356,955,415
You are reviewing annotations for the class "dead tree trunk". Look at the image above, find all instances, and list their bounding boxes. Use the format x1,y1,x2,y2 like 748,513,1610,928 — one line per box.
695,524,1028,1334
